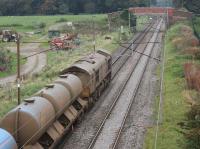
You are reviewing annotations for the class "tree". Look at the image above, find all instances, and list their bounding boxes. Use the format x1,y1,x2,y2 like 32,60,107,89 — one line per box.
185,0,200,14
32,0,43,14
58,3,69,14
40,0,58,14
16,0,33,15
84,1,96,13
0,0,199,15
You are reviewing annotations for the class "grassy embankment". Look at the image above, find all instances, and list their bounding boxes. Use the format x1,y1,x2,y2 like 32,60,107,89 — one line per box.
144,21,199,149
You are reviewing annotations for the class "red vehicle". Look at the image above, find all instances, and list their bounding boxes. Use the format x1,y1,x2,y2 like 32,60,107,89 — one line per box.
50,33,78,50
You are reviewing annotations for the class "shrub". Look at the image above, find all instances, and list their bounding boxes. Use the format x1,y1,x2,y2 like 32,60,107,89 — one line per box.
184,63,200,91
38,22,46,29
32,22,46,29
172,37,186,51
183,47,200,58
185,102,200,149
121,32,128,41
0,49,12,72
181,25,193,37
56,18,68,23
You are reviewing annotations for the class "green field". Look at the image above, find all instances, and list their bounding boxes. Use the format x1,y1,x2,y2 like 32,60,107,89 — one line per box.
0,15,107,32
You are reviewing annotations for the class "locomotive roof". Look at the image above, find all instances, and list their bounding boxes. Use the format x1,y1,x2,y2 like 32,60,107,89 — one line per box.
61,52,107,75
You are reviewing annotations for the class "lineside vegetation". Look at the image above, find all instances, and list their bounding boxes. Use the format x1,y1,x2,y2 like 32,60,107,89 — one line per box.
144,21,200,149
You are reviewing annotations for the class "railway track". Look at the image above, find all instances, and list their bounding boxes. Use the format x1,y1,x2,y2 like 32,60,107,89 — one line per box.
111,18,155,79
86,19,163,149
59,17,163,149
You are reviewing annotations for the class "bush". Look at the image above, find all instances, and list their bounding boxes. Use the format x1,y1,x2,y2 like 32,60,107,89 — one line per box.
0,49,12,72
121,32,128,41
0,24,23,27
38,22,46,29
56,18,68,23
184,47,200,58
183,63,200,91
32,22,46,29
184,100,200,149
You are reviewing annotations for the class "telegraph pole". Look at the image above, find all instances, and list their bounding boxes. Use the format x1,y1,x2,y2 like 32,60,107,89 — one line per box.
16,34,21,105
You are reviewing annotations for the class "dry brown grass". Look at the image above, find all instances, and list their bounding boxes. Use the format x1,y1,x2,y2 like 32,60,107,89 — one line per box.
181,25,193,37
182,90,196,106
171,25,199,56
190,36,199,47
184,63,200,91
172,37,186,50
183,47,200,57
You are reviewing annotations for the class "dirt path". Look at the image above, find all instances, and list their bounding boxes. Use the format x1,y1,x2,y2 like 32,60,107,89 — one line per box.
0,42,47,86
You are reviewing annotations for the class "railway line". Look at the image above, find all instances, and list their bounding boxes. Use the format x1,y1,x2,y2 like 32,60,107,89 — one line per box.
87,19,163,149
111,19,155,78
116,22,165,149
59,17,164,149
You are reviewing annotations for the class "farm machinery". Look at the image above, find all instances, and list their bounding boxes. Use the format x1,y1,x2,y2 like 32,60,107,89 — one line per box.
49,33,80,51
48,30,60,38
0,30,17,42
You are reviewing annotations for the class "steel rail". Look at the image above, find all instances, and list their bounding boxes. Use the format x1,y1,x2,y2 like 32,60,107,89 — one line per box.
112,20,163,149
87,19,161,149
111,21,156,80
112,20,154,66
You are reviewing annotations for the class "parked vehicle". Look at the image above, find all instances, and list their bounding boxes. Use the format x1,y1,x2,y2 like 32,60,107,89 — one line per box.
48,30,60,38
50,33,79,50
0,30,17,42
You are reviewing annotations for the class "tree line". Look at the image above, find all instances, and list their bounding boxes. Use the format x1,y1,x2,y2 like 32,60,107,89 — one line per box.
0,0,199,16
185,0,200,14
0,0,151,16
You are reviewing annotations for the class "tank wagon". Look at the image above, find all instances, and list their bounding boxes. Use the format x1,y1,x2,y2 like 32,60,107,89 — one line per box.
0,128,17,149
0,50,112,149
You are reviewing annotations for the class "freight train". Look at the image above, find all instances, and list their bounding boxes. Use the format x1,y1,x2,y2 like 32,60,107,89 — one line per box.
0,50,112,149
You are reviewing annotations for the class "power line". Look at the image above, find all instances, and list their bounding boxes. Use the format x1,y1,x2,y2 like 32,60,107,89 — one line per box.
119,44,161,61
22,48,53,59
